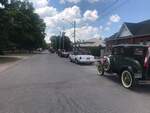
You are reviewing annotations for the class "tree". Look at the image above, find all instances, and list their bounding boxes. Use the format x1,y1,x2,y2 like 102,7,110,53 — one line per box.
7,0,46,51
50,35,72,51
0,0,46,54
0,0,8,6
0,0,10,53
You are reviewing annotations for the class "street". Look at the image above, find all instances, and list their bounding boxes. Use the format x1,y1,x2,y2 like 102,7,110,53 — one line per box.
0,52,150,113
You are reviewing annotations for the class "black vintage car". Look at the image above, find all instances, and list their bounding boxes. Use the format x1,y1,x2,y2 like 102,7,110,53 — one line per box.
97,44,150,89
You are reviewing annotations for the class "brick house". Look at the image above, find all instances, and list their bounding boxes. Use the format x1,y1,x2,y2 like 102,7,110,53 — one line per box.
106,19,150,50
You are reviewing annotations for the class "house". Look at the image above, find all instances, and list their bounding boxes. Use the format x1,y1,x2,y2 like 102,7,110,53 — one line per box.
79,38,105,48
106,19,150,50
77,38,105,56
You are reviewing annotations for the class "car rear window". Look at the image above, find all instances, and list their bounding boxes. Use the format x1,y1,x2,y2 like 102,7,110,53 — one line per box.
133,48,145,56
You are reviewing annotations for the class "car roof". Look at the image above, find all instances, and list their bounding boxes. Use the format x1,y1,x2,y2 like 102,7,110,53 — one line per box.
112,44,149,48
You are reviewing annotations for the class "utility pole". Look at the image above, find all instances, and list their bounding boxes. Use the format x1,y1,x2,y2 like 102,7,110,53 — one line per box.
73,21,76,50
62,26,65,50
59,31,61,49
62,32,65,50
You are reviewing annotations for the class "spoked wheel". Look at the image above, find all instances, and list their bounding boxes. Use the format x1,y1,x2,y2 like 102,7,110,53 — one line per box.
121,70,135,89
103,59,110,72
97,63,104,76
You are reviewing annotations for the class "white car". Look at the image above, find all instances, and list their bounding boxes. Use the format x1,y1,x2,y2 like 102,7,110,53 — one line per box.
69,51,95,64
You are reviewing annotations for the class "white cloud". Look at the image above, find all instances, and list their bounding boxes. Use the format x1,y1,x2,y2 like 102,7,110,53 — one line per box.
99,25,103,31
43,6,101,42
60,0,81,4
43,5,83,42
0,3,5,8
44,5,82,28
104,27,110,31
65,26,101,41
110,14,121,22
83,10,99,21
29,0,48,9
60,0,65,4
59,0,112,4
35,6,57,18
106,21,112,26
88,0,99,3
28,0,101,43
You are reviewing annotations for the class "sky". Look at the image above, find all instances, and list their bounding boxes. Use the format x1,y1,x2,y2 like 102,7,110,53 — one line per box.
2,0,150,43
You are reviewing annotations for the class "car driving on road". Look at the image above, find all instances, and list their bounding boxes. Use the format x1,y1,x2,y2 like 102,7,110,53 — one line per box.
69,51,95,64
97,44,150,89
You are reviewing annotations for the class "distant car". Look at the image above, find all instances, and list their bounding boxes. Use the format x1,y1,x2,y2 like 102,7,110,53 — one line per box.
97,44,150,89
57,49,61,56
49,48,55,53
69,51,95,64
60,50,69,58
37,48,42,52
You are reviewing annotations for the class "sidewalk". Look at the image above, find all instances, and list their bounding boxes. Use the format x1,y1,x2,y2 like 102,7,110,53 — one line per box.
0,54,32,73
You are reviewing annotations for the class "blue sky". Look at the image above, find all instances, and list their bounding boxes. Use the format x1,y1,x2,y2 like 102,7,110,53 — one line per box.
29,0,150,42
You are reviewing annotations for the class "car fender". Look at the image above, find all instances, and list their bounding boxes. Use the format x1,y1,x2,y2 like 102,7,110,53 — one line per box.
120,66,134,75
120,65,142,79
102,56,110,64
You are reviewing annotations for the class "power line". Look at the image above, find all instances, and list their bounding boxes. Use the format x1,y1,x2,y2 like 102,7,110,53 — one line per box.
98,0,130,21
100,0,120,16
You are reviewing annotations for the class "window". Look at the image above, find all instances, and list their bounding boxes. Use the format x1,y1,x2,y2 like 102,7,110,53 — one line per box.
112,47,124,55
133,48,144,56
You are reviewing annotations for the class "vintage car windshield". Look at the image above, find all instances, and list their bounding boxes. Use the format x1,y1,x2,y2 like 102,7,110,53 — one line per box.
77,52,91,55
133,48,145,56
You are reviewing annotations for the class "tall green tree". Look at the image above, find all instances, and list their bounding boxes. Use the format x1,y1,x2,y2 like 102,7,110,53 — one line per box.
0,0,46,53
0,0,10,53
0,0,8,5
50,35,72,51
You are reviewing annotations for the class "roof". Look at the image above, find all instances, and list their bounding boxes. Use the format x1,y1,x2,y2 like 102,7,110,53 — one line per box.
125,20,150,36
105,32,119,41
79,38,105,47
107,19,150,40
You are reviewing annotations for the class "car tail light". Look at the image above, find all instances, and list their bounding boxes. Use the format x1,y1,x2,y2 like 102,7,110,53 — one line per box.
144,56,149,69
144,47,150,69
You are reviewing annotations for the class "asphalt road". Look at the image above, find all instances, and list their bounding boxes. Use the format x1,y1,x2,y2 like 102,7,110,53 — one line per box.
0,51,150,113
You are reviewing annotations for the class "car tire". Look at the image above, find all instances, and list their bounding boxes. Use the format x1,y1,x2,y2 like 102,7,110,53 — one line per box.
75,59,79,64
103,58,111,72
121,70,135,89
97,62,104,76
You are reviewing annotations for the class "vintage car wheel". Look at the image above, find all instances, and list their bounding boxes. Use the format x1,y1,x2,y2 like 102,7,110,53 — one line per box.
121,70,135,89
103,58,111,72
97,63,104,76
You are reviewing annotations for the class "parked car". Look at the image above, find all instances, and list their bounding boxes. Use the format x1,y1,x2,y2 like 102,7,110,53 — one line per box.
49,48,55,53
60,50,69,58
69,51,95,64
57,49,61,56
37,48,42,52
97,44,150,89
